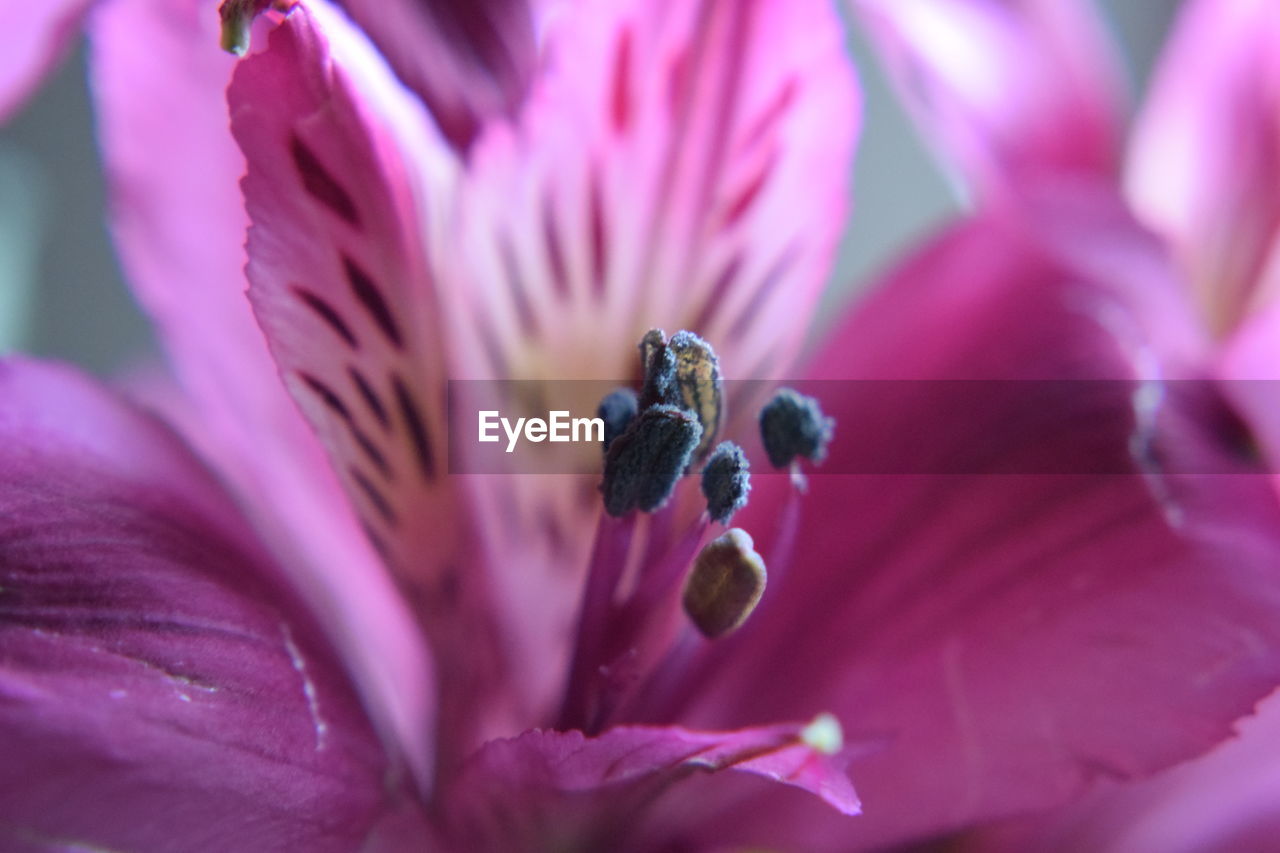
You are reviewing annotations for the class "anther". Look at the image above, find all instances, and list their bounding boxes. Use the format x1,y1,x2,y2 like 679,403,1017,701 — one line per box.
759,388,835,469
668,331,723,462
601,405,702,517
639,329,679,410
597,388,639,452
801,712,844,755
682,528,767,638
701,442,750,525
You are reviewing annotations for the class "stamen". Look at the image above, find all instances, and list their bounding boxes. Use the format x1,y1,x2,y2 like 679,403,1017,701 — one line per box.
759,388,835,468
597,388,639,451
669,331,723,461
601,405,702,517
682,528,767,638
639,328,679,409
801,712,844,755
701,441,750,525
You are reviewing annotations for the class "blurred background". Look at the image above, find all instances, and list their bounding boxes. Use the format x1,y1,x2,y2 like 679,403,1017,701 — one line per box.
0,1,1181,376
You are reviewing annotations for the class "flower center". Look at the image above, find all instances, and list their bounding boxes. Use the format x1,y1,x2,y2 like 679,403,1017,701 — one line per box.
555,330,835,734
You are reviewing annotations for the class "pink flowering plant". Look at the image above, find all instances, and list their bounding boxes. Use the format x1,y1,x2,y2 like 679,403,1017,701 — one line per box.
4,0,1280,850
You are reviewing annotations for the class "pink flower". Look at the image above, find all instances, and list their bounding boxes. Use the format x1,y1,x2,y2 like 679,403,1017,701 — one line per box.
4,0,1280,850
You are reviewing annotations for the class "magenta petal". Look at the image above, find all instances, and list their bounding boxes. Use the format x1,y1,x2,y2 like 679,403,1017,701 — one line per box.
851,0,1125,200
681,194,1280,849
0,0,91,119
445,723,857,849
961,691,1280,852
333,0,535,150
0,359,429,850
1126,0,1280,335
89,0,436,786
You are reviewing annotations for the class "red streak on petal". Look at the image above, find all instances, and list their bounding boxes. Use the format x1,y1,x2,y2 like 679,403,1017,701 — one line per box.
610,26,633,134
721,151,775,229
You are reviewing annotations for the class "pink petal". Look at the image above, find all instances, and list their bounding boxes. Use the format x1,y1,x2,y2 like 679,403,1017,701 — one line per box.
850,0,1125,202
88,0,436,787
0,359,429,850
333,0,536,150
959,691,1280,852
228,3,522,768
0,0,92,119
460,0,860,385
444,723,857,849
1126,0,1280,337
673,191,1280,849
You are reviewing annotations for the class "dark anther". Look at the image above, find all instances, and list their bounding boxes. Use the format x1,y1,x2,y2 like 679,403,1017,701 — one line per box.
597,388,639,452
682,528,767,639
601,405,702,517
639,328,679,409
701,442,750,525
759,388,834,469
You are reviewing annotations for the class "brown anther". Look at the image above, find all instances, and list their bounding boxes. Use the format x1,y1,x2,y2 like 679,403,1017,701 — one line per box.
682,528,767,638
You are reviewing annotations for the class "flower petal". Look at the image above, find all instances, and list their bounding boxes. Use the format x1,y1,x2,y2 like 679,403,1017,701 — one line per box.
443,723,857,850
228,2,525,770
959,691,1280,853
333,0,536,150
88,0,436,787
850,0,1125,202
672,192,1280,849
457,0,860,385
0,0,92,119
1126,0,1280,337
0,359,429,850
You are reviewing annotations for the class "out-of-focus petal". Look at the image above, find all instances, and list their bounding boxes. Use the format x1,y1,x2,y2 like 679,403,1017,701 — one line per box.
850,0,1125,202
0,0,92,120
334,0,535,150
229,3,521,770
88,0,436,788
1126,0,1280,337
956,691,1280,853
0,359,430,851
672,191,1280,849
443,723,857,850
1218,300,1280,501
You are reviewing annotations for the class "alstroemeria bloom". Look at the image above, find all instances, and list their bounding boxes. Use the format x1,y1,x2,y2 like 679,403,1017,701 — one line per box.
6,0,1280,850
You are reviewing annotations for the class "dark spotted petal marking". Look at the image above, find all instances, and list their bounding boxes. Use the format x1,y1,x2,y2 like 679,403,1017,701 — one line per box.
393,373,437,482
348,365,390,431
292,285,360,348
344,254,404,350
291,133,361,227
